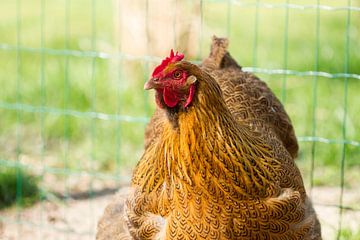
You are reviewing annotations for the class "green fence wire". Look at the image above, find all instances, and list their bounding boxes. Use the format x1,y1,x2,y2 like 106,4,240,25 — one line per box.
0,0,359,239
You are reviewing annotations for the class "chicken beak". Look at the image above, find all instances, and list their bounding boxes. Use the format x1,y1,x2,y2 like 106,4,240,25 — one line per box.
144,77,159,90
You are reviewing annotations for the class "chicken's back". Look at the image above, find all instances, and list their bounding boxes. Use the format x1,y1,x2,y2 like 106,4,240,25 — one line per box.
201,36,299,159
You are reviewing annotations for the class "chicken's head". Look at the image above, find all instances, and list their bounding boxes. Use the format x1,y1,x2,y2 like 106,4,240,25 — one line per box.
144,50,197,109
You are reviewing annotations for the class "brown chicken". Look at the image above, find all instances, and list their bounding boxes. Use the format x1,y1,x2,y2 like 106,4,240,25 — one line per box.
144,37,299,159
97,37,321,240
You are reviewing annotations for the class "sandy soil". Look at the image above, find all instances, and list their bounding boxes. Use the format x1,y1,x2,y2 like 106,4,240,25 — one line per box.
1,186,359,240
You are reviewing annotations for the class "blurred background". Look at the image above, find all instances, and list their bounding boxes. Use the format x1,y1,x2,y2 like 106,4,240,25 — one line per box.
0,0,359,239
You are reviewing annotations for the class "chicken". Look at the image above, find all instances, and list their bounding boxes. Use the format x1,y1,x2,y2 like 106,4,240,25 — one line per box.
97,37,321,240
144,37,298,159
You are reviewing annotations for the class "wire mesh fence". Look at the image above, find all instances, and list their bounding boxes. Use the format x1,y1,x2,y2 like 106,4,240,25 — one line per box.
0,0,359,239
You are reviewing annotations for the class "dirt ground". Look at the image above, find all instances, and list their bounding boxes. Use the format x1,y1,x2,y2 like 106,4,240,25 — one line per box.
1,186,359,240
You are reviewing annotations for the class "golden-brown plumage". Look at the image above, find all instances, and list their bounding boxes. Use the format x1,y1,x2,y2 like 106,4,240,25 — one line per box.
145,37,298,159
97,37,321,240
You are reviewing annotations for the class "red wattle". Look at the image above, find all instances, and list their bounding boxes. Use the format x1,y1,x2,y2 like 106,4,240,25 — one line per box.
184,84,196,108
163,88,180,108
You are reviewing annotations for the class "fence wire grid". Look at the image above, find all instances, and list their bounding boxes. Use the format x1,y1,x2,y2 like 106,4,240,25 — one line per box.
0,0,359,239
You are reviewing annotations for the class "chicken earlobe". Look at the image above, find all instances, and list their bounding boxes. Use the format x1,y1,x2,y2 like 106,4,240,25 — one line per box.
185,75,197,86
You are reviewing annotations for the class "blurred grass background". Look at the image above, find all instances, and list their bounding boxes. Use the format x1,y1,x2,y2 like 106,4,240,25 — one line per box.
0,0,359,234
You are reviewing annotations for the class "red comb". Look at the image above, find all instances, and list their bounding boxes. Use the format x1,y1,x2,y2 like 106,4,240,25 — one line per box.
152,49,184,77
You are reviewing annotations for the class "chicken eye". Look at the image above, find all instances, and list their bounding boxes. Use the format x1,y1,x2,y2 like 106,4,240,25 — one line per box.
173,70,182,79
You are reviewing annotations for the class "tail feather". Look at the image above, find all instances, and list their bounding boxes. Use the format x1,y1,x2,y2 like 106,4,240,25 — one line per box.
203,36,241,69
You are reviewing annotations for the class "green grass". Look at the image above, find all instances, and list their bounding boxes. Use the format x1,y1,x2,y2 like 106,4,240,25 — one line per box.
0,0,359,200
0,167,40,209
339,228,360,240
